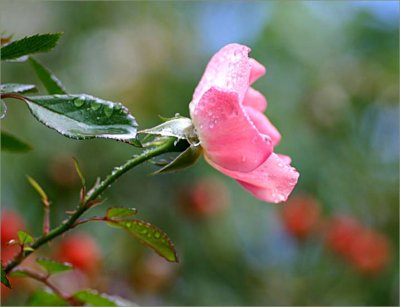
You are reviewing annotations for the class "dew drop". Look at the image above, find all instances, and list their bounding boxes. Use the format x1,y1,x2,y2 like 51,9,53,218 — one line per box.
114,103,122,111
154,232,161,239
91,101,102,111
73,97,85,107
0,100,7,119
140,229,148,235
241,156,247,162
125,222,132,228
104,106,113,117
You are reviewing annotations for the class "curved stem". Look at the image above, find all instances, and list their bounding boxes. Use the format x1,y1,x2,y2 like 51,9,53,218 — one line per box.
4,137,176,274
0,93,27,101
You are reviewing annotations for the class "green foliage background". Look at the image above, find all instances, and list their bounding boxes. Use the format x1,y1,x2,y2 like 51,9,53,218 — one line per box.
1,1,398,305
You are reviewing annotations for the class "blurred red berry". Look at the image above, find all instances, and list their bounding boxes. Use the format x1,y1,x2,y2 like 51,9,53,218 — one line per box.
179,177,230,218
281,195,321,239
55,233,101,273
348,229,390,275
1,209,25,266
326,216,363,256
1,209,25,246
326,215,391,275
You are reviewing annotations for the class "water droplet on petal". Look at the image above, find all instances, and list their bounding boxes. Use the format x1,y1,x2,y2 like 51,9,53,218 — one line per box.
241,156,247,162
0,100,7,119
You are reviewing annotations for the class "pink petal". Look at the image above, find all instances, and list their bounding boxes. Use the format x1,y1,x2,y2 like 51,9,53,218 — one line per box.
192,87,272,172
190,44,252,113
207,153,299,203
249,58,266,84
245,106,281,146
243,88,267,112
277,154,292,164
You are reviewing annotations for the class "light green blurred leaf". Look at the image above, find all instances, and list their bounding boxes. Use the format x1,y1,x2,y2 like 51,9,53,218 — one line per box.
1,33,62,61
106,207,138,219
29,57,67,94
27,290,68,306
36,257,73,275
73,289,118,306
107,219,178,262
24,94,138,141
0,83,37,94
73,158,86,187
1,131,32,152
9,270,31,278
17,230,34,245
26,176,48,203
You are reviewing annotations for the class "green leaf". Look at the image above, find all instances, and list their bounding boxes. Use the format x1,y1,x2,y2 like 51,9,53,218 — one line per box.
36,257,73,275
24,94,138,141
154,144,202,174
108,219,178,262
27,290,68,306
1,266,11,288
1,131,32,152
106,207,137,219
73,158,86,187
0,83,37,94
9,270,32,278
17,230,34,245
27,176,48,203
73,289,118,306
29,57,67,94
1,33,63,61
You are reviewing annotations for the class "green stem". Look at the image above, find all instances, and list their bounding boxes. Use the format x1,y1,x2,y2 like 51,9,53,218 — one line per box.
4,137,176,274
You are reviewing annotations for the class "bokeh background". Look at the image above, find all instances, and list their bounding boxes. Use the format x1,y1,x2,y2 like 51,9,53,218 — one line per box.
1,1,399,305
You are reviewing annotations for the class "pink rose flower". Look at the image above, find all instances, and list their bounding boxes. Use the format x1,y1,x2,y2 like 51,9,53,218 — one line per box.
189,44,299,203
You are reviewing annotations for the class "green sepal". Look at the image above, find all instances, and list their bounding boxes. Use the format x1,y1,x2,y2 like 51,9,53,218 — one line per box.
153,144,202,174
139,117,197,143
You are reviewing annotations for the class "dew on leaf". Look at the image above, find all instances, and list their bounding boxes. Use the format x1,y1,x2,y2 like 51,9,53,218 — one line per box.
154,232,161,239
73,97,85,107
0,100,7,119
104,106,113,117
91,101,102,111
